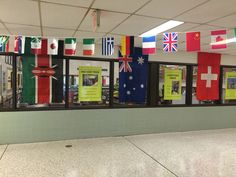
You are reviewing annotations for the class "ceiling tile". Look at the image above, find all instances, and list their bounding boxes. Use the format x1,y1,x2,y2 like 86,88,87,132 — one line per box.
43,27,75,38
208,13,236,28
75,31,106,43
136,0,208,19
112,15,165,36
92,0,150,13
41,2,87,29
187,25,221,37
0,23,9,34
79,10,129,33
176,0,236,23
41,0,93,7
166,23,200,33
0,0,40,26
6,24,41,36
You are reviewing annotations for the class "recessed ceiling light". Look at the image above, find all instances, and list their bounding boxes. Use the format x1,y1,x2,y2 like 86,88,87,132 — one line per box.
139,20,184,37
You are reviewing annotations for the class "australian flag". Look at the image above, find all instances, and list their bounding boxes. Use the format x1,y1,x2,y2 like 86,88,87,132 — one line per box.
119,47,148,103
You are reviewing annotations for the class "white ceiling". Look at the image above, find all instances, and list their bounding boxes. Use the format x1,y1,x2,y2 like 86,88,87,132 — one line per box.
0,0,236,55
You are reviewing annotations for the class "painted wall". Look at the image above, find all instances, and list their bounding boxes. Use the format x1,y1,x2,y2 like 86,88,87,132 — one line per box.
1,49,236,144
1,106,236,144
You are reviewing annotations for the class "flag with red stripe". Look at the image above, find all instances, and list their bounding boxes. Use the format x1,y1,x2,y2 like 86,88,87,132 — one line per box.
121,36,134,56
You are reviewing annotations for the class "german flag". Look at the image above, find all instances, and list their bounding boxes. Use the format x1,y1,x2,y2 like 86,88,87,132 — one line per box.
121,36,134,56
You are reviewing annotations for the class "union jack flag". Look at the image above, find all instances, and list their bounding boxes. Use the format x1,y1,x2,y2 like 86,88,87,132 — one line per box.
163,32,178,52
119,56,132,72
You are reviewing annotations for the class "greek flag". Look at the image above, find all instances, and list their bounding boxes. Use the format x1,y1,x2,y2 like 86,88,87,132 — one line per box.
102,37,114,56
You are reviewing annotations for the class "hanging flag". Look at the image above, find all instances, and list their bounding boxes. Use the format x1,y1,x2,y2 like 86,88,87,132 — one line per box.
40,38,58,55
196,52,221,100
234,28,236,40
102,37,114,56
31,37,42,54
211,30,227,49
83,38,95,55
14,36,25,54
64,38,76,55
47,38,58,55
186,32,200,52
121,36,134,56
142,36,156,55
22,37,63,104
0,35,10,52
163,32,178,52
119,47,148,103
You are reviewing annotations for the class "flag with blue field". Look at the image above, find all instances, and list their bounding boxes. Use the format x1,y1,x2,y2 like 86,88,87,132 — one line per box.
119,47,149,103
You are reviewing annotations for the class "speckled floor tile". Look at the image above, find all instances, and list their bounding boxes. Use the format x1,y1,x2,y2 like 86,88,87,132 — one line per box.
0,137,175,177
0,145,7,159
126,128,236,177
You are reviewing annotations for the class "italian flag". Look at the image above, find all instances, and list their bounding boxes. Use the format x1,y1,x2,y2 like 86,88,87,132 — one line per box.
83,38,95,55
22,37,63,104
64,38,76,55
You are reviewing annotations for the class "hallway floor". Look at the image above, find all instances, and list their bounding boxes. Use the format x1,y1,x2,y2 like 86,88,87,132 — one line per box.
1,128,236,177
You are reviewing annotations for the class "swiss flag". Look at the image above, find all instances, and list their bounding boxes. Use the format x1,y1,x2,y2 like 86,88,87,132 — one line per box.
196,52,221,100
211,30,227,49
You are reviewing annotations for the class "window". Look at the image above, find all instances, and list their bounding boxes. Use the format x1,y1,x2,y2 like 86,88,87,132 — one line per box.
222,67,236,104
18,55,65,108
192,66,218,104
68,59,110,107
0,55,13,109
158,64,186,105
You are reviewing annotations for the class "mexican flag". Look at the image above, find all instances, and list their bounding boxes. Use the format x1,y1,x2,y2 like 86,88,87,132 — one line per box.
22,37,63,104
31,37,42,54
83,38,95,55
64,38,76,55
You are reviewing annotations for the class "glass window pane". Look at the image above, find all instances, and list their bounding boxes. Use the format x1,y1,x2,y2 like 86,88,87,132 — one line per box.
192,66,217,104
222,67,236,104
18,55,65,108
0,55,13,109
113,61,147,106
69,59,110,107
159,64,186,105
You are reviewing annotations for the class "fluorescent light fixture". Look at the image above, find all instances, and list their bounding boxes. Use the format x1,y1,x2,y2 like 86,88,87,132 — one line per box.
210,37,236,45
139,20,184,37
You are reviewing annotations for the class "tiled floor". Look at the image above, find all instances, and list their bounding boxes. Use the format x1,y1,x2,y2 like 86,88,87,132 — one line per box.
0,129,236,177
0,145,7,159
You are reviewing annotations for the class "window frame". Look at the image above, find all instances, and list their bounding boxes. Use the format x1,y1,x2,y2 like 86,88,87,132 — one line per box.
0,52,236,112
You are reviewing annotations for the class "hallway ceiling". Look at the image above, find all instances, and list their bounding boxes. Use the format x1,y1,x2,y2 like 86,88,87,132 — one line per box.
0,0,236,55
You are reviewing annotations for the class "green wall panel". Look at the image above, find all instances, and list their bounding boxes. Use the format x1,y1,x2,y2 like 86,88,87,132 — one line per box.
0,106,236,144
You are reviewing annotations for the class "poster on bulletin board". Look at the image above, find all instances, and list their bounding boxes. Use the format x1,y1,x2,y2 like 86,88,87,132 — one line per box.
164,69,182,100
225,72,236,99
78,66,102,102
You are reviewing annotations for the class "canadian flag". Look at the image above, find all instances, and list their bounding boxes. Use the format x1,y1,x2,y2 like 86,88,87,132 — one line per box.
41,38,58,55
196,52,221,100
211,30,227,49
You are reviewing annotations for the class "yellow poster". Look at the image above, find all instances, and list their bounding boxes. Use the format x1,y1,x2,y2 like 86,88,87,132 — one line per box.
225,72,236,99
164,69,182,100
78,66,102,102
